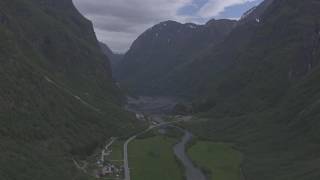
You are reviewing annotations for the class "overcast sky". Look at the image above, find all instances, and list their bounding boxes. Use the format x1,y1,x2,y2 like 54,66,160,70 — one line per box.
73,0,263,53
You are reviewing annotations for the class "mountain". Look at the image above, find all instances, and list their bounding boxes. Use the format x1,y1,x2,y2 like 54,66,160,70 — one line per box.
178,0,320,179
166,0,320,112
0,0,142,179
99,42,124,70
115,0,320,179
115,19,237,95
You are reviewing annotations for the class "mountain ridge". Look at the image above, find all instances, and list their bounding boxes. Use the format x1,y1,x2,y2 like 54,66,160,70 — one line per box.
115,18,237,95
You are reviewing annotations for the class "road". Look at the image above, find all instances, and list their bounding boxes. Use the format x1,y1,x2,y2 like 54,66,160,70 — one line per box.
101,137,117,163
123,119,184,180
123,135,137,180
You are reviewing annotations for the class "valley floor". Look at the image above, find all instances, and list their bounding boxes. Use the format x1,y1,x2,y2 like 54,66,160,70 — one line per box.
187,142,243,180
78,96,245,180
128,136,184,180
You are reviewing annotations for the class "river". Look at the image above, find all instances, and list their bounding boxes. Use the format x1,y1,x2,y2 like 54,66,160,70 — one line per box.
127,96,207,180
174,130,207,180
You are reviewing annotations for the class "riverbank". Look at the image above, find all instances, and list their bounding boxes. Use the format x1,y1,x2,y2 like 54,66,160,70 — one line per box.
173,130,207,180
125,96,242,180
124,114,207,180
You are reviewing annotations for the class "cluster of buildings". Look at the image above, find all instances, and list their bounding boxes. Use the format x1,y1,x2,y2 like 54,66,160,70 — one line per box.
95,162,122,178
94,137,123,178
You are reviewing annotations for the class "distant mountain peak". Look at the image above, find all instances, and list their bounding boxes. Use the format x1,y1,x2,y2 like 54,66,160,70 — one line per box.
99,42,124,70
115,18,237,95
205,18,217,25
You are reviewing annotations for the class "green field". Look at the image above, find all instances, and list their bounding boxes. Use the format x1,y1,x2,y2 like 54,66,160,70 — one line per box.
108,141,124,166
188,141,243,180
128,136,183,180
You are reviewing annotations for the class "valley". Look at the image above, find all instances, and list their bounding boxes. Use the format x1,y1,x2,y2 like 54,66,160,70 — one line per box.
111,0,320,179
120,96,242,180
1,0,320,180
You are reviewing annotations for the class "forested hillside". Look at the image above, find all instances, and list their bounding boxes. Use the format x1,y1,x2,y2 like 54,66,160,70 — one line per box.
0,0,142,179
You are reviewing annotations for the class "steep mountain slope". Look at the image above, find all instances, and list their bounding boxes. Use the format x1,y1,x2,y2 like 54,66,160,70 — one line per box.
170,0,320,111
115,19,236,95
178,0,320,179
99,42,124,71
0,0,142,179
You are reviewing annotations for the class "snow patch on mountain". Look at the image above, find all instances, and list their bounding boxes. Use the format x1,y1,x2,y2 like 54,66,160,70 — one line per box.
240,6,257,20
188,24,197,29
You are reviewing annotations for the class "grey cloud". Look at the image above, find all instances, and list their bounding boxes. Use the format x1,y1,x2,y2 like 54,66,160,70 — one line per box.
88,15,139,33
73,0,192,52
73,0,253,52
